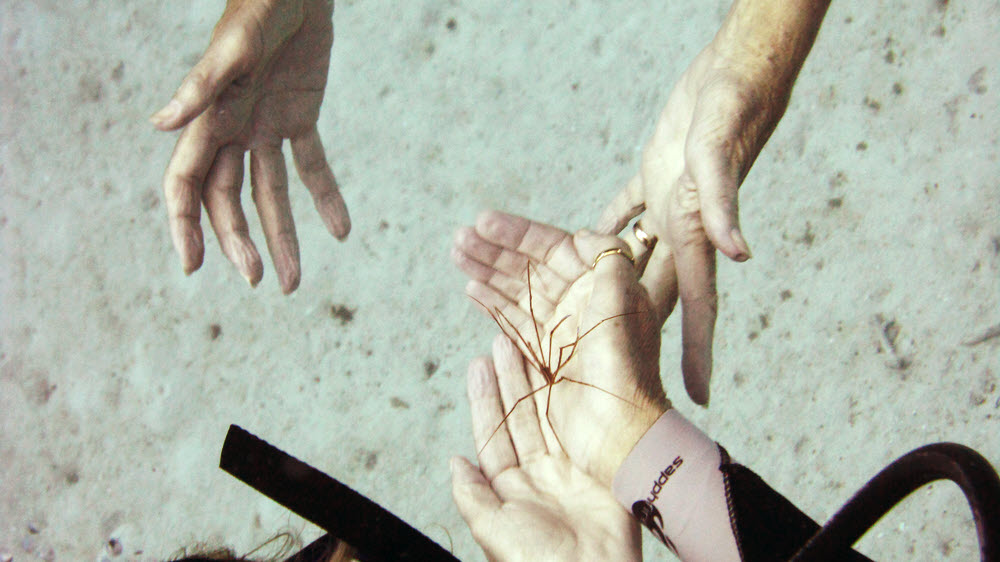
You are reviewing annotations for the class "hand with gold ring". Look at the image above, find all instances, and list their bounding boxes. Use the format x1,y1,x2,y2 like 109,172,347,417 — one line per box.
592,246,634,269
594,2,829,404
452,210,670,484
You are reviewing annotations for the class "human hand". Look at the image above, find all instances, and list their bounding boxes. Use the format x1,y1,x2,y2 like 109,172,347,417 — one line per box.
598,0,827,403
453,210,671,486
451,335,642,562
151,0,349,293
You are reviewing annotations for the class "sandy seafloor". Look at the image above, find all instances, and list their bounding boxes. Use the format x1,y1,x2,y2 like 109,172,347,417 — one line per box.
1,0,998,560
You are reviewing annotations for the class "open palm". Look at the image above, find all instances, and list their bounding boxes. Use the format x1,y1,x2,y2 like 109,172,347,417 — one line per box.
453,210,670,486
452,337,641,562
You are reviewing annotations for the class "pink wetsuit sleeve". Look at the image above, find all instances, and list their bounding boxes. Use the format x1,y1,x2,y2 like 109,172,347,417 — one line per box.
612,409,741,562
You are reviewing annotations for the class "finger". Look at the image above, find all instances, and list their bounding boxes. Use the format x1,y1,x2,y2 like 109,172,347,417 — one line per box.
291,127,351,240
452,226,533,286
250,145,300,294
450,456,502,534
620,221,656,278
459,219,565,286
467,356,518,480
637,240,679,326
452,235,506,284
452,242,529,306
492,334,548,463
595,174,646,235
203,144,264,286
666,173,717,406
454,227,572,308
685,109,750,262
627,221,679,325
572,231,638,317
475,210,588,284
162,121,220,275
690,151,750,262
151,28,256,131
456,225,563,315
466,280,537,338
467,281,559,374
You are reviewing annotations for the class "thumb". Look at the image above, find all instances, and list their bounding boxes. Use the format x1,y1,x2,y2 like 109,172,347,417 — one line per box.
596,175,645,235
573,231,639,319
450,456,502,526
150,30,255,130
687,145,751,261
637,241,679,327
685,92,754,262
151,0,308,130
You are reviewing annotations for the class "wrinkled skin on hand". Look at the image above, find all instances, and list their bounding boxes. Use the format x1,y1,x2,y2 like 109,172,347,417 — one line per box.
153,0,349,293
599,39,799,406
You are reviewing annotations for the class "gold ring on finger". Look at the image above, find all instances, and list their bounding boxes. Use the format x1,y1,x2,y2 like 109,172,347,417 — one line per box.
592,246,635,269
633,221,658,250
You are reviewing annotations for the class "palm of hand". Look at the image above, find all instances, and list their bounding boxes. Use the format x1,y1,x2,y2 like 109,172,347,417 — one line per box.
455,212,670,483
496,261,665,481
477,455,640,562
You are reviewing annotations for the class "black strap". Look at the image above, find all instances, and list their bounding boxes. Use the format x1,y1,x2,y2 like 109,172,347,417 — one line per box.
219,425,460,562
791,442,1000,562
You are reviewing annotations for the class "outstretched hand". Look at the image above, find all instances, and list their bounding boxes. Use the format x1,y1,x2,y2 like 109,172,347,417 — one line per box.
453,210,670,486
599,41,797,405
598,1,829,405
152,0,349,293
451,335,642,562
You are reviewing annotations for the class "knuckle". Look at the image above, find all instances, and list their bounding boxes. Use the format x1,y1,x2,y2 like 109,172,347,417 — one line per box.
181,69,211,99
297,151,328,176
686,291,718,315
164,174,201,206
667,181,703,222
671,232,705,253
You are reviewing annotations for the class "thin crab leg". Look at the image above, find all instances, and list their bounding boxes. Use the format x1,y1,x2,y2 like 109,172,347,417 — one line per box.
543,381,567,454
555,310,645,372
469,295,547,378
470,261,648,457
477,382,552,455
552,377,639,408
526,265,547,368
546,315,571,371
491,305,550,382
540,377,637,456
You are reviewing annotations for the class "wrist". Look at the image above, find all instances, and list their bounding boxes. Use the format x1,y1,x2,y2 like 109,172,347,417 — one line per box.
595,400,670,487
710,0,830,87
612,410,740,560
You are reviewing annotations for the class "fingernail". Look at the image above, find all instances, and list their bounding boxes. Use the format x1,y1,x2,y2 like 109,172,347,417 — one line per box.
150,99,181,127
450,457,480,483
467,358,493,399
449,245,464,266
450,457,471,481
730,228,752,262
276,243,301,294
321,198,351,240
227,239,263,288
181,230,204,275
